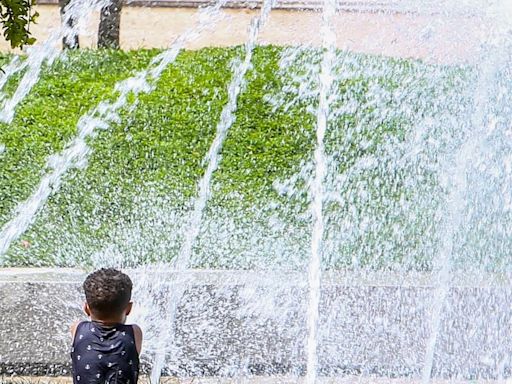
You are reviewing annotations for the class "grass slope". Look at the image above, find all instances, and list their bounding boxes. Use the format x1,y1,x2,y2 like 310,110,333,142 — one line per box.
0,47,476,270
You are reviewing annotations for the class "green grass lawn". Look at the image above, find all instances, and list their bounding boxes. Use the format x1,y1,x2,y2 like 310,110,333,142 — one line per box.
0,46,484,271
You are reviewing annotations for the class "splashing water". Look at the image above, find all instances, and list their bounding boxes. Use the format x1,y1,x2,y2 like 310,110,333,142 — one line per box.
421,3,512,381
0,0,228,259
420,71,494,383
3,0,512,381
305,0,336,382
148,0,276,381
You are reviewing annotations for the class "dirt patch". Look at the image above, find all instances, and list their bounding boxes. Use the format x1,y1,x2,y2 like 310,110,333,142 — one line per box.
1,5,483,64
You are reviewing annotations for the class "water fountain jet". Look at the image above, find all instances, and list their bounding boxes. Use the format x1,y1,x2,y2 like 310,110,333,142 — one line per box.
0,0,111,124
305,0,336,382
147,0,276,381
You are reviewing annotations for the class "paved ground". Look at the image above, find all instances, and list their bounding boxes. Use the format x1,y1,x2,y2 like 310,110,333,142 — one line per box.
0,4,485,64
1,269,511,380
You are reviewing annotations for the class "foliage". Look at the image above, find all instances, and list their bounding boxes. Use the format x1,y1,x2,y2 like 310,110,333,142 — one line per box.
0,0,38,48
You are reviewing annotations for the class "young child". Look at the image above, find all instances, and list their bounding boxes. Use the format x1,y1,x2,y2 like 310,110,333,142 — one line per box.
71,268,143,384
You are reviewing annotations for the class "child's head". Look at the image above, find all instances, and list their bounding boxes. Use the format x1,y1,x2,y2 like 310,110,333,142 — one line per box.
83,268,133,321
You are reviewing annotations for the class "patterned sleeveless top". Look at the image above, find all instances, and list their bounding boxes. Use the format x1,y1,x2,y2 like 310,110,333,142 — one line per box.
71,321,140,384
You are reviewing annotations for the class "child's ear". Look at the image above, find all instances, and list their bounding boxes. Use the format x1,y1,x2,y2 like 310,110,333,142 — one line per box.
84,302,91,316
125,302,133,316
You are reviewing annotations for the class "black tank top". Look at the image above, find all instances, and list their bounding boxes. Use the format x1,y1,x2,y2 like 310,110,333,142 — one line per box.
71,321,140,384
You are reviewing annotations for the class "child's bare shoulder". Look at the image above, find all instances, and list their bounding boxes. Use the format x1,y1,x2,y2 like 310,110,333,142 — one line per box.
70,320,82,338
131,324,143,354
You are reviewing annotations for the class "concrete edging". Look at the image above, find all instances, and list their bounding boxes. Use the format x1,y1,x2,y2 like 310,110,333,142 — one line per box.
0,267,510,288
0,376,506,383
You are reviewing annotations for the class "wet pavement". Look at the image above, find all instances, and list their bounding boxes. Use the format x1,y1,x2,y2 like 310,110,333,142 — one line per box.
1,269,511,380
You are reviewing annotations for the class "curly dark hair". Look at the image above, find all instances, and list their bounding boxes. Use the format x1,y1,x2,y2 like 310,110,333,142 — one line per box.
83,268,133,318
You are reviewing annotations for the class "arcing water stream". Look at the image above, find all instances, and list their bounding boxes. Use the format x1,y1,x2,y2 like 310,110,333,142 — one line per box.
147,0,276,381
0,56,28,95
421,2,512,381
305,0,336,382
0,0,110,124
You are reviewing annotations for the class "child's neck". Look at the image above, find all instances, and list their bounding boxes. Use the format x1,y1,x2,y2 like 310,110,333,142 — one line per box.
90,314,126,325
